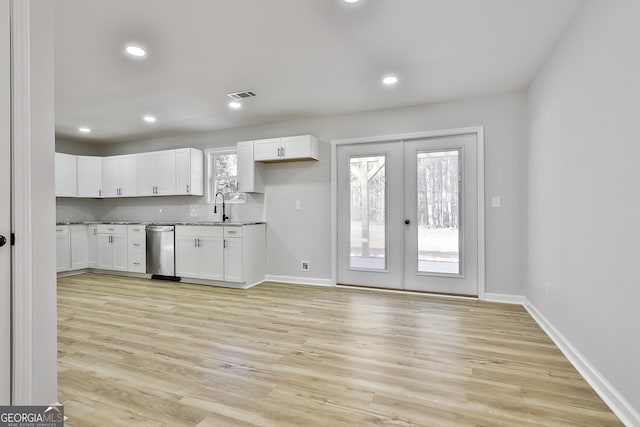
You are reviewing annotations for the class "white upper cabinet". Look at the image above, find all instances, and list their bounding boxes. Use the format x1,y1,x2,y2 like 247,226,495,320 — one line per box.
253,135,319,162
55,153,77,197
103,154,138,197
237,140,264,193
176,148,204,196
76,156,102,198
138,149,177,196
56,148,202,198
253,138,282,161
119,154,139,196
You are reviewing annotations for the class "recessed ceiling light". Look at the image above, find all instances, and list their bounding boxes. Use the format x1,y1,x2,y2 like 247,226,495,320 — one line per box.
78,127,91,133
382,75,399,85
143,115,156,123
344,0,361,3
125,44,146,58
228,101,242,109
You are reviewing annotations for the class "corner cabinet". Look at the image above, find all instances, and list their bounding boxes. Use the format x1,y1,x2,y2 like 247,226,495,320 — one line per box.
76,156,103,198
176,224,265,288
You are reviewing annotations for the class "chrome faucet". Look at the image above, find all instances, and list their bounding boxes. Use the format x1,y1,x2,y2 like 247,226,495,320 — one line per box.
213,192,229,222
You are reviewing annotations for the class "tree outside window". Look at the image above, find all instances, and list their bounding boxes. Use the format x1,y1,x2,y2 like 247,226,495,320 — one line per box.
208,150,246,203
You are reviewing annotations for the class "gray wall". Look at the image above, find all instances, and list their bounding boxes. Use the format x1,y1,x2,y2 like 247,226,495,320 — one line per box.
90,92,527,294
526,0,640,415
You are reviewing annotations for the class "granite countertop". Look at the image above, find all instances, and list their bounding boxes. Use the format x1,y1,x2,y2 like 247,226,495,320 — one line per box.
56,220,265,226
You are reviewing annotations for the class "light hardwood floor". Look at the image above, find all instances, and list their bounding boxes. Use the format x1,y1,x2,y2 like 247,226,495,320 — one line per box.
57,274,621,426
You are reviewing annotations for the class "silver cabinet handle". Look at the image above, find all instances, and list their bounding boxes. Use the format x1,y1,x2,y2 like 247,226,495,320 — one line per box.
194,238,197,247
133,243,141,247
227,230,237,234
99,189,102,197
133,262,140,266
186,184,190,193
93,228,97,235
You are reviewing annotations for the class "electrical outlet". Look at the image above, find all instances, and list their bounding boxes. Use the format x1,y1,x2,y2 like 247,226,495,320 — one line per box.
295,200,301,210
301,260,309,271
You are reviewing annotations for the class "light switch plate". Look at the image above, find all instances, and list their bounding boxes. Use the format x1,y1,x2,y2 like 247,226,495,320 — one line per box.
491,196,501,208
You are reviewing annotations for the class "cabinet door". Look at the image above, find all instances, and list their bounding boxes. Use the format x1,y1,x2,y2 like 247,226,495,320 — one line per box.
70,225,89,269
77,156,102,197
176,148,191,195
175,235,199,278
224,238,243,282
138,152,156,196
55,153,77,197
102,156,120,197
119,154,138,197
199,236,224,281
55,226,71,272
155,150,176,195
253,138,281,161
97,234,114,270
282,135,319,160
87,226,98,268
112,234,128,271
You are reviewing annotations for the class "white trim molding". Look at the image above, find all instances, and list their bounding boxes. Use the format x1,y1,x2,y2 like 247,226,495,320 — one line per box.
484,293,525,305
10,0,33,405
524,298,640,427
265,275,334,287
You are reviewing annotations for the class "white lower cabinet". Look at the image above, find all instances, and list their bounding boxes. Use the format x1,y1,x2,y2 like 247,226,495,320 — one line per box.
224,236,243,282
87,225,98,268
127,224,146,273
176,224,265,286
70,225,89,270
97,224,128,271
175,226,224,280
56,225,71,272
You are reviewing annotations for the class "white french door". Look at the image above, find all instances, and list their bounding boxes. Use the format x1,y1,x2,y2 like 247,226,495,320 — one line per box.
0,0,11,405
336,131,481,296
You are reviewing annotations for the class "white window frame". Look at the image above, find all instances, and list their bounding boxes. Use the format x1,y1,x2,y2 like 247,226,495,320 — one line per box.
205,147,247,204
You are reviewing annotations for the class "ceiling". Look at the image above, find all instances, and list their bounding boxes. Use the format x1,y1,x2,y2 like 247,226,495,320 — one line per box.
54,0,582,144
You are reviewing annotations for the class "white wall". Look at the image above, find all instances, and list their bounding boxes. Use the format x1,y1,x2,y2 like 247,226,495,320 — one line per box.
527,0,640,419
18,0,57,404
96,92,527,294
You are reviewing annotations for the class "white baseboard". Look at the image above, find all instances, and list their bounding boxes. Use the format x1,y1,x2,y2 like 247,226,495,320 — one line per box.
484,293,525,305
265,275,334,287
523,298,640,427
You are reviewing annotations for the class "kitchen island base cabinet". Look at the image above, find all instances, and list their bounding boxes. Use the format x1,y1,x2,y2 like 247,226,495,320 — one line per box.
176,224,265,288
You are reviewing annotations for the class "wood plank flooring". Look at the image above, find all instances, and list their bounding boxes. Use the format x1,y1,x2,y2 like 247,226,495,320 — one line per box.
57,274,621,426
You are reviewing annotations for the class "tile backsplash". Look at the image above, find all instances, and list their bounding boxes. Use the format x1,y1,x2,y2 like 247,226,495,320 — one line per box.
56,193,265,223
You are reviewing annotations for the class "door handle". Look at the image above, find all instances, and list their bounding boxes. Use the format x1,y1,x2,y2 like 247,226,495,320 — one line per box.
0,235,6,247
404,219,411,225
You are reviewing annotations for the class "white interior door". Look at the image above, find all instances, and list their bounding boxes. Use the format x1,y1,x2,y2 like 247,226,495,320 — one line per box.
336,131,481,296
0,0,11,404
337,142,404,289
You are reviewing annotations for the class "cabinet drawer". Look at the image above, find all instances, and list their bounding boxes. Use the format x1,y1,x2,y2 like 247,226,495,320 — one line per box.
128,252,146,273
223,227,242,238
129,240,145,253
175,225,223,238
97,224,127,234
55,225,69,234
127,224,145,235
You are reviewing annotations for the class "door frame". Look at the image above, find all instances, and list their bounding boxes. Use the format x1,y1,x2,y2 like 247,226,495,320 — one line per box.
330,126,486,299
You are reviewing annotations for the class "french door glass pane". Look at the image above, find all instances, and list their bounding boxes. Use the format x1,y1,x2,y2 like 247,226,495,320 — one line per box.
350,155,386,270
417,150,460,274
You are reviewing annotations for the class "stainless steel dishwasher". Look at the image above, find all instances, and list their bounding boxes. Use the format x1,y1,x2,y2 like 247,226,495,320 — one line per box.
146,224,176,278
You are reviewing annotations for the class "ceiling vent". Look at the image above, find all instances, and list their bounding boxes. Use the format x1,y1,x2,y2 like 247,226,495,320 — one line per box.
227,91,256,100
